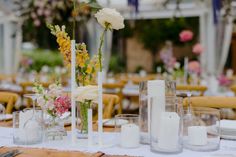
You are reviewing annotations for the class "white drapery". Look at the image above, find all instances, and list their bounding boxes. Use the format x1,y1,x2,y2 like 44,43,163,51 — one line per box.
215,15,234,75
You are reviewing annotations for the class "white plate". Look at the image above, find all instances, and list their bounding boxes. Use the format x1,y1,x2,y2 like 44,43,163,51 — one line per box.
218,120,236,131
0,114,13,121
207,125,236,140
102,119,128,127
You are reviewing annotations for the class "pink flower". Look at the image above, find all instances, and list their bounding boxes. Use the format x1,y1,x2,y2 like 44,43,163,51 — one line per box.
31,12,37,19
54,96,71,116
192,43,203,55
218,75,232,86
44,9,51,17
179,30,193,42
188,61,201,74
34,19,41,27
37,9,43,16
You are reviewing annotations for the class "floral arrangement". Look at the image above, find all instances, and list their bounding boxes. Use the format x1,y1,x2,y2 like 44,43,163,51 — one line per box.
218,74,232,87
179,29,203,76
188,61,201,75
47,5,124,135
19,56,33,71
33,82,71,118
48,25,99,86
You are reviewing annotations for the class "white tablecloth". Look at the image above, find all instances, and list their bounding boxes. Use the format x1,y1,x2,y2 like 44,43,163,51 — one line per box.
0,127,236,157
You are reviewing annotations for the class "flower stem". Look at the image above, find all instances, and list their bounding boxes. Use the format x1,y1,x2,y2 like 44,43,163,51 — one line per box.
72,0,76,40
98,28,107,72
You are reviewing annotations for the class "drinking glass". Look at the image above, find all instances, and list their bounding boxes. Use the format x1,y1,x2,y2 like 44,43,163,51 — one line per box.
13,108,43,145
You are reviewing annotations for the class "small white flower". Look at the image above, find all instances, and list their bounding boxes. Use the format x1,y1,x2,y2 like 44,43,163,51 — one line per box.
174,62,180,69
74,85,98,102
95,8,124,30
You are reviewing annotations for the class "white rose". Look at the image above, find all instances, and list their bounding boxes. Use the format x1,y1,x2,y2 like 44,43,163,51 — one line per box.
95,8,124,30
74,85,98,102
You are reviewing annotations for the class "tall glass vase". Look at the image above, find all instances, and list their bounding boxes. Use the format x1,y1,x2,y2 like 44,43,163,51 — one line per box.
76,100,92,139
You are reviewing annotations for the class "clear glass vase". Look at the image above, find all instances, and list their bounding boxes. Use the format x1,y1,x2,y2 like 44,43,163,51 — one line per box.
44,115,66,140
139,81,149,144
76,100,92,139
150,96,183,154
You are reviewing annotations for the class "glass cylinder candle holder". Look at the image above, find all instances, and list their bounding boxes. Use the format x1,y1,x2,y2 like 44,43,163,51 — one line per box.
150,96,183,154
139,81,149,144
13,109,44,145
115,114,140,148
183,107,220,151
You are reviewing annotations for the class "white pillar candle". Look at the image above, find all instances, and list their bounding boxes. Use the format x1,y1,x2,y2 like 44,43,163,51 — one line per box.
188,126,207,146
120,123,140,148
148,80,165,141
158,112,180,149
87,109,93,146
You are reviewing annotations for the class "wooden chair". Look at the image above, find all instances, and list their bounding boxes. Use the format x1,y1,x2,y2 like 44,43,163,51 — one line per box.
102,94,120,119
0,92,19,114
177,85,207,96
66,92,120,119
103,82,124,114
230,85,236,95
183,96,236,119
183,96,236,109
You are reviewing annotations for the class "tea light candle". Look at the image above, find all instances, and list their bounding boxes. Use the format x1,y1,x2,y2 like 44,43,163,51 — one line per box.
158,112,180,149
120,123,140,148
188,126,207,146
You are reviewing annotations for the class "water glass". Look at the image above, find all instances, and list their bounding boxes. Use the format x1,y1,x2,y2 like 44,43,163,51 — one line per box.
13,109,44,145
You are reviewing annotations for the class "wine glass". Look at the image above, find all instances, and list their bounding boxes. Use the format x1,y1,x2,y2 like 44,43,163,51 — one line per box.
0,103,6,121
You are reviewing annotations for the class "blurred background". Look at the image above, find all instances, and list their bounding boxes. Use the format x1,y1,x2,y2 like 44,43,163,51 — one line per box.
1,0,236,117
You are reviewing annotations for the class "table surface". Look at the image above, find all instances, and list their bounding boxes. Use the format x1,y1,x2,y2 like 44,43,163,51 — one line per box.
0,120,129,157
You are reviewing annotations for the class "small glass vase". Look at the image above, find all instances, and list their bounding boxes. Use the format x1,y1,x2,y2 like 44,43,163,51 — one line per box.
44,116,66,140
76,100,92,139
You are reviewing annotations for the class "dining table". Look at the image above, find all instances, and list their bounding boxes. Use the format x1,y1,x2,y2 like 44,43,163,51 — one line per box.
1,119,236,157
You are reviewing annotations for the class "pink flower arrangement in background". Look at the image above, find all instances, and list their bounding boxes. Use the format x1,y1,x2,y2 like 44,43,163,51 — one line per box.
179,30,193,42
188,61,201,74
192,43,203,55
218,75,232,86
20,56,33,69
